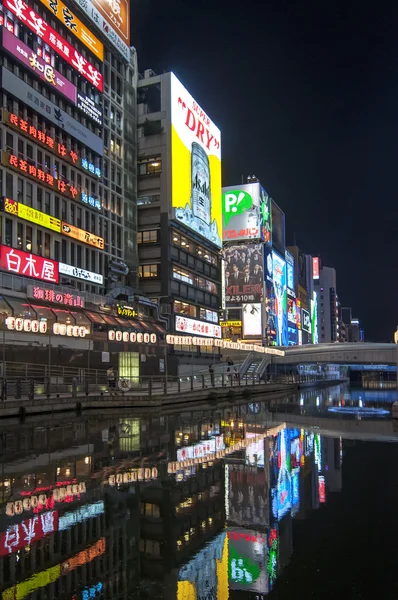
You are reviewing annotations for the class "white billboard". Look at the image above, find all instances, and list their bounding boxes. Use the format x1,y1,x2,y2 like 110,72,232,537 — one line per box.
242,303,262,337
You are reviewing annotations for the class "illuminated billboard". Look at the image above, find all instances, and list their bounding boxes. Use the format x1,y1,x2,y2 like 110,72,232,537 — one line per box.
270,429,292,521
59,263,103,285
175,316,221,338
285,249,295,292
245,432,264,466
39,0,104,61
222,182,261,241
0,511,58,556
311,291,319,344
226,464,269,528
228,528,268,595
224,243,264,306
170,73,222,248
302,308,311,334
90,0,130,46
4,0,103,91
242,303,262,337
0,245,59,283
61,223,104,249
312,256,320,279
271,200,285,256
1,198,61,233
272,251,288,346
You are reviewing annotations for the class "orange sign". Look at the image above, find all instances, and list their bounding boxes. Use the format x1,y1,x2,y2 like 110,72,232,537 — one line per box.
61,222,104,249
40,0,104,61
92,0,130,45
61,538,105,574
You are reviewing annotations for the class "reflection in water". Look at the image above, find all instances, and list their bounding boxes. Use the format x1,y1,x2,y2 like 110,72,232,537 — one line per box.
0,385,395,598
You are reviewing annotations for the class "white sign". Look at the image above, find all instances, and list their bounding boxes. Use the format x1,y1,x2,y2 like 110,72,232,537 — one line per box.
108,331,157,344
59,263,103,285
242,303,262,337
72,0,130,62
177,435,225,462
302,309,312,333
102,351,110,363
175,316,221,338
77,92,103,127
2,68,103,156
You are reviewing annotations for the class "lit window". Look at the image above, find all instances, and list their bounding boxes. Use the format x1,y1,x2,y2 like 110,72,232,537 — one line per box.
139,264,158,278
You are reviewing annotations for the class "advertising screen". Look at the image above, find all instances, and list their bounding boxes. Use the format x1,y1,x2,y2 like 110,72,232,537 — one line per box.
272,251,288,346
288,326,298,346
222,182,271,242
311,291,319,344
1,198,61,233
171,73,222,248
302,308,311,333
91,0,130,46
0,511,58,556
39,0,104,60
287,296,297,325
242,303,262,337
0,245,58,283
260,187,272,245
61,223,104,249
271,200,285,256
270,429,292,521
4,0,103,91
226,464,269,528
264,246,276,345
245,432,265,466
224,243,264,306
285,249,295,292
312,256,320,279
228,528,268,595
175,316,221,338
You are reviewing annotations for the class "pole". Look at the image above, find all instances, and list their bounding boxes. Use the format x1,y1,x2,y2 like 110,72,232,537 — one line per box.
164,343,168,391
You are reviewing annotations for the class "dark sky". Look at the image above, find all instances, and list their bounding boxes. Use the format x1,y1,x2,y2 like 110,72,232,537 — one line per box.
131,1,398,342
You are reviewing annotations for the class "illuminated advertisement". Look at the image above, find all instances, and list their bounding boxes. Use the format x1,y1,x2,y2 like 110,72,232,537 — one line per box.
0,245,58,283
90,0,130,46
3,111,102,177
61,538,106,573
312,256,320,279
271,200,285,256
311,291,319,344
5,482,86,517
2,29,76,104
267,527,278,591
228,528,268,595
59,263,103,285
171,73,222,248
222,182,262,241
1,69,103,155
39,0,104,60
0,197,61,232
291,469,300,514
4,0,103,91
0,511,58,556
72,0,130,61
2,564,61,600
272,251,288,346
226,464,269,528
224,243,264,306
58,501,104,531
245,432,265,466
318,476,326,503
302,308,311,334
288,326,298,346
287,296,297,325
28,285,85,307
242,303,262,337
61,223,104,249
296,298,302,329
285,249,295,292
270,429,292,521
178,532,227,600
175,316,221,338
177,435,225,461
77,92,103,126
260,186,272,245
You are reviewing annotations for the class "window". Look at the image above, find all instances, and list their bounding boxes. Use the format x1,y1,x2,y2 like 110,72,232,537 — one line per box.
138,157,162,176
25,226,32,252
54,240,60,262
174,301,196,317
36,230,42,255
17,178,23,202
61,240,67,263
26,183,32,207
5,219,13,246
173,268,193,285
137,230,158,244
6,173,13,198
138,264,158,278
141,503,160,518
199,308,218,323
44,233,50,258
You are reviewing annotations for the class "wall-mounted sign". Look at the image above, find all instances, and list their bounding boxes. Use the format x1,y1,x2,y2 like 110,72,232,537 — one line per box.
220,321,242,327
1,197,61,233
39,0,104,61
1,70,104,155
0,245,58,283
108,331,157,344
177,436,225,462
302,308,312,333
2,28,77,103
4,0,103,91
59,263,103,285
61,223,104,249
3,111,102,178
28,285,85,308
0,511,58,557
175,316,222,338
77,92,103,127
312,257,320,280
117,305,137,318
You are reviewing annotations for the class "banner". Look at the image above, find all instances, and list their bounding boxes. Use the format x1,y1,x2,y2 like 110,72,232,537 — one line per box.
224,243,264,306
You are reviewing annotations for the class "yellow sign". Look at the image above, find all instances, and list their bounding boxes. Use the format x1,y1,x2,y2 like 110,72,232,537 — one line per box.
2,565,61,600
19,202,61,232
170,73,222,248
117,305,137,318
61,222,104,249
40,0,104,61
220,321,242,328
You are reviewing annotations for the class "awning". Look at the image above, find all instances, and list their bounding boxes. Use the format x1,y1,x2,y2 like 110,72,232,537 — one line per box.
5,297,36,318
101,314,119,326
84,310,106,324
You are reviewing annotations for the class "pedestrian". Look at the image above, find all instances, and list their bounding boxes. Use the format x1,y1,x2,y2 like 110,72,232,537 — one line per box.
209,364,215,387
233,366,239,385
226,366,232,385
107,366,116,392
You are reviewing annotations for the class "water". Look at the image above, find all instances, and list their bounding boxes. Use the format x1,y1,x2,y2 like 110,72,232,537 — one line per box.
0,384,396,599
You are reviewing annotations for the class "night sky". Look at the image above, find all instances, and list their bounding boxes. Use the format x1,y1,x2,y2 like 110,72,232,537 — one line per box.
132,1,398,342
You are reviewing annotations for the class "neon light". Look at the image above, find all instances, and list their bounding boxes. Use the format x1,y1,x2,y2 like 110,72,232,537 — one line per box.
0,245,58,283
0,511,58,556
29,285,85,308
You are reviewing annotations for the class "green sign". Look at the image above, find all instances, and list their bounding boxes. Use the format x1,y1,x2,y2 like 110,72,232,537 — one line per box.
228,545,261,586
222,189,253,226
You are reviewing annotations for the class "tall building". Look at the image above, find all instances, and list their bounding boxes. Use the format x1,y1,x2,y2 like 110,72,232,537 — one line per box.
0,0,164,377
314,265,338,343
137,70,223,363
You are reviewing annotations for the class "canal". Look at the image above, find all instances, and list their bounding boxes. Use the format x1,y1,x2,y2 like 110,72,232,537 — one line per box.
0,383,396,599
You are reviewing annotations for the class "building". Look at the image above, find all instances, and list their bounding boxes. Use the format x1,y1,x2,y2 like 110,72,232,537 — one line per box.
137,70,223,365
314,265,338,343
0,1,167,377
287,246,311,346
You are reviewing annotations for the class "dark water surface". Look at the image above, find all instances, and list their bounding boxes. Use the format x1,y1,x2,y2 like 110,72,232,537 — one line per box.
0,384,396,599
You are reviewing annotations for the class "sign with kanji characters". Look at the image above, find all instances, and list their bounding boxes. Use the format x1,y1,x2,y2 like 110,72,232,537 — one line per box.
2,28,77,104
5,482,86,517
176,436,225,462
1,197,61,233
4,0,103,91
40,0,104,61
0,511,58,556
1,69,103,156
61,223,104,249
175,316,222,338
0,245,59,283
91,0,130,46
27,285,85,308
3,110,102,178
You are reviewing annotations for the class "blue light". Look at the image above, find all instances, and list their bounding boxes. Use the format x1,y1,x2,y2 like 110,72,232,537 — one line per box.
328,407,390,416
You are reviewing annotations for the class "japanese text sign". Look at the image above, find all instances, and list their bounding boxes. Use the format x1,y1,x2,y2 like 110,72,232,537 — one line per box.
0,245,59,283
28,285,85,308
1,197,61,233
40,0,104,61
61,222,104,249
91,0,130,45
4,0,103,91
0,511,59,556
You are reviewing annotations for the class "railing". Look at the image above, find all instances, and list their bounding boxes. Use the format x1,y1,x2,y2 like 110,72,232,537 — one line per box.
0,372,335,402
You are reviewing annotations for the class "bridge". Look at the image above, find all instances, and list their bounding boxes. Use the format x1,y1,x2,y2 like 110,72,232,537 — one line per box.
272,343,397,367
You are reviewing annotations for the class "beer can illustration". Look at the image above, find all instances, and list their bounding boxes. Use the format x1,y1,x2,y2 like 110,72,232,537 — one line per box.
191,142,211,226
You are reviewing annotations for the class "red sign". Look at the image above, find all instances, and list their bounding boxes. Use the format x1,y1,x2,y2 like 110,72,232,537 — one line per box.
223,228,259,240
0,511,58,556
29,285,84,308
312,257,320,280
4,0,103,92
318,476,326,503
0,245,59,283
